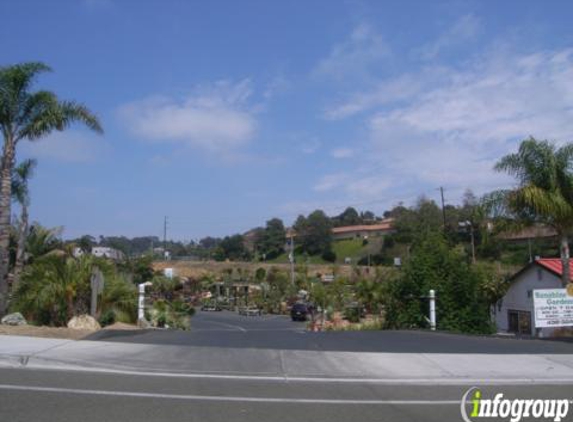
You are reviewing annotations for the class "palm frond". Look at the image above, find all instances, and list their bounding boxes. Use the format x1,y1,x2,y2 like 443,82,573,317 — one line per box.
0,62,51,131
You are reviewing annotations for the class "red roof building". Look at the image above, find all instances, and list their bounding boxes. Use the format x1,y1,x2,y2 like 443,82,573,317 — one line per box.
519,258,573,282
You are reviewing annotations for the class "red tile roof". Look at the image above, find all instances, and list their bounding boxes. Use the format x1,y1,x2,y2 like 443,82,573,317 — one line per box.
332,221,394,234
536,258,573,281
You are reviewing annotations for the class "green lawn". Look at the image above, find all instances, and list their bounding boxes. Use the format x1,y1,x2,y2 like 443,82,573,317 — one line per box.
331,239,362,261
265,238,380,265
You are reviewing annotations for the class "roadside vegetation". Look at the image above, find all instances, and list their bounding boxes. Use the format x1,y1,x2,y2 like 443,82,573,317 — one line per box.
0,61,572,337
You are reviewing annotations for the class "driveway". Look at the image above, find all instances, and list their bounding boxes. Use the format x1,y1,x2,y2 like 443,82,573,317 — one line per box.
86,310,573,354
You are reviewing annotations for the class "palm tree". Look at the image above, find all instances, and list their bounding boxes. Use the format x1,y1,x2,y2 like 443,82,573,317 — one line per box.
25,224,63,261
0,62,102,316
493,137,573,286
10,159,36,289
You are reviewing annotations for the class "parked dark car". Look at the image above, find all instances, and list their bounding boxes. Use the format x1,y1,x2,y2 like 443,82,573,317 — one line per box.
291,303,310,321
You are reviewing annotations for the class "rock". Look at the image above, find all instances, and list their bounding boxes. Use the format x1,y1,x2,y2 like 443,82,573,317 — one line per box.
1,312,27,326
67,315,101,331
137,318,152,329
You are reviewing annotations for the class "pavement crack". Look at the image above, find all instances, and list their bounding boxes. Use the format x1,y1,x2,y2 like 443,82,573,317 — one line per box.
278,350,288,381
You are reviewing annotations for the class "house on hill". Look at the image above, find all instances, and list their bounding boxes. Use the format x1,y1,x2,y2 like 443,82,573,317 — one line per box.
73,246,125,261
496,258,571,337
331,219,394,241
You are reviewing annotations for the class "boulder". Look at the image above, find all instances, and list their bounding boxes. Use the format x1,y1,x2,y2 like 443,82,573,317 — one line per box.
1,312,27,326
67,315,101,331
137,318,152,329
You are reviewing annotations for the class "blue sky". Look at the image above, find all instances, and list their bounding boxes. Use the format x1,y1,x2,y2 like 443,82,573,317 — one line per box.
2,0,573,241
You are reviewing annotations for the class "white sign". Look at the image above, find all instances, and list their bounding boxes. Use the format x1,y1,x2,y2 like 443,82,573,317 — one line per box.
533,289,573,328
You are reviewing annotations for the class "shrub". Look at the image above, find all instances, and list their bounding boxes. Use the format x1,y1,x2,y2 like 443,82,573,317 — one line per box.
99,309,116,327
384,232,494,334
321,250,337,263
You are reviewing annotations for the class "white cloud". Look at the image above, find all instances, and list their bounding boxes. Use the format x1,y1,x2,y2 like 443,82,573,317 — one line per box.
313,172,391,202
314,47,573,209
367,48,573,192
420,14,481,60
20,130,106,163
313,173,349,192
118,79,257,152
312,23,389,81
330,148,355,159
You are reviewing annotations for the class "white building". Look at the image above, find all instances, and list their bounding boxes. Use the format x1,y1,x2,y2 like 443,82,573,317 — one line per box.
91,246,125,260
495,258,569,337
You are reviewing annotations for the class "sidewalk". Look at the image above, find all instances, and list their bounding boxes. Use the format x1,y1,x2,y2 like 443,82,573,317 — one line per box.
1,335,573,384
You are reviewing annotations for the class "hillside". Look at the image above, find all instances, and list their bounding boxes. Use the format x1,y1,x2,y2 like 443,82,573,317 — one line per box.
270,237,384,265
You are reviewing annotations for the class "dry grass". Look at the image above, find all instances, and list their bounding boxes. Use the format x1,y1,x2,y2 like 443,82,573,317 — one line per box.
0,324,95,340
0,321,140,340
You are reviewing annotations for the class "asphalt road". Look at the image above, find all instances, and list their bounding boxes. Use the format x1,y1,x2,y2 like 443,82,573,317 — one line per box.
87,310,573,354
3,312,573,421
1,367,572,422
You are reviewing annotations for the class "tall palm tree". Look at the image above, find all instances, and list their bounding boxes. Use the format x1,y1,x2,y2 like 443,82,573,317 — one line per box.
0,62,102,316
493,137,573,286
11,159,37,289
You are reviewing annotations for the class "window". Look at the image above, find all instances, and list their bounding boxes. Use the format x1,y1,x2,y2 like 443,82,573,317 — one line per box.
508,310,532,335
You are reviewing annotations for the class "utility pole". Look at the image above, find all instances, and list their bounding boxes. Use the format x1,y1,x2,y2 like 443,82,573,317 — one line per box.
439,186,447,232
289,234,295,286
470,224,476,264
163,216,168,260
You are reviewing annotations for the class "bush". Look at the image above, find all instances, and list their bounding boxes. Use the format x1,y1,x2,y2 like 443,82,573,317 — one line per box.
99,309,116,327
344,306,361,323
321,249,337,263
384,232,494,334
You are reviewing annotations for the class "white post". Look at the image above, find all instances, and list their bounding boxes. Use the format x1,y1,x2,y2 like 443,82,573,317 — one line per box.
138,282,152,321
429,289,436,331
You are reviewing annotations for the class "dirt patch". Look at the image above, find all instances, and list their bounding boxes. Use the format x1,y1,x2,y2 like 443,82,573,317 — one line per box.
102,322,139,331
0,324,96,340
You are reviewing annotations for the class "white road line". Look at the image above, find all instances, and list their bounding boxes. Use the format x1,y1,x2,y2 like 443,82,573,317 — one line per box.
0,384,460,405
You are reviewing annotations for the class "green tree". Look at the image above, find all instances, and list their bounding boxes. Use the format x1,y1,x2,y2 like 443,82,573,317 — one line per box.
391,197,442,244
256,218,286,260
385,232,493,334
491,138,573,286
0,62,103,316
295,210,333,256
214,234,250,261
334,207,361,227
10,159,36,289
76,235,96,254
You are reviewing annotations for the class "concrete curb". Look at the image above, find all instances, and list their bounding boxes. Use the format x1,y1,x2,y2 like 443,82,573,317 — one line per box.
1,335,573,385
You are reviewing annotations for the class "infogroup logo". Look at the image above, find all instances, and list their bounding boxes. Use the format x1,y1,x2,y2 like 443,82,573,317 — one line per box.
460,387,571,422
